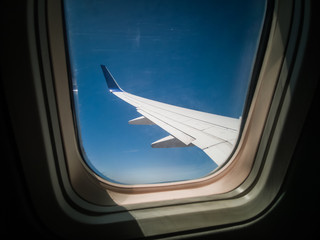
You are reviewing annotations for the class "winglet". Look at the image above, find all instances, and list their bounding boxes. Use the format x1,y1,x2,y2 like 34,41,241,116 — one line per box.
101,65,123,92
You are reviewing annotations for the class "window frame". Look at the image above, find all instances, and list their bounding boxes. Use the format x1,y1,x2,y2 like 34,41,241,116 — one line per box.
3,0,316,238
49,0,276,206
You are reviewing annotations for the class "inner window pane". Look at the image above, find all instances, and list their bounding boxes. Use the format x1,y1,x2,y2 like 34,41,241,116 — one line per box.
63,0,266,185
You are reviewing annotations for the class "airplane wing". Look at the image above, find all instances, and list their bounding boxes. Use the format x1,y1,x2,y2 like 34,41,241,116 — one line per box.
101,65,241,166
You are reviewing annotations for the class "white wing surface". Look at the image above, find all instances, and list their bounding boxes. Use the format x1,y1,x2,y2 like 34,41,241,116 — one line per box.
101,65,241,166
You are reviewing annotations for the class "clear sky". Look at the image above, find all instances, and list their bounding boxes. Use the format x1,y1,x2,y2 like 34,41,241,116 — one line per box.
64,0,266,184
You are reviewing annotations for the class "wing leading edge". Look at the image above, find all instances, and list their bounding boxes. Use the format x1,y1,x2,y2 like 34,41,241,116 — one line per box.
101,65,241,166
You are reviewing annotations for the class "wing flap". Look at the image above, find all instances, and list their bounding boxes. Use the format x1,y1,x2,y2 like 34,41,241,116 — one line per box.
138,106,224,149
182,119,213,130
138,109,195,146
203,142,234,166
203,125,239,142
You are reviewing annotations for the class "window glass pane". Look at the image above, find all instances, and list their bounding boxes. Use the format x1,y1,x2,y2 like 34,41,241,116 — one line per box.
63,0,266,184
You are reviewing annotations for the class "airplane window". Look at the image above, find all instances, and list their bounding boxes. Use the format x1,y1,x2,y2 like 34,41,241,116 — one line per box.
63,0,266,185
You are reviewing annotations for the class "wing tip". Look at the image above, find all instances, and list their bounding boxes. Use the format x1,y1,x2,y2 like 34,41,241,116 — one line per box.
101,65,123,92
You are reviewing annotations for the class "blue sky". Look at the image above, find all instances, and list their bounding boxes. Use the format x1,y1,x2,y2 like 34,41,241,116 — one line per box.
64,0,266,184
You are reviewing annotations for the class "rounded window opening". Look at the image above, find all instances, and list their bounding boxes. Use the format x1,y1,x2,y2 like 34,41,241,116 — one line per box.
64,0,266,185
